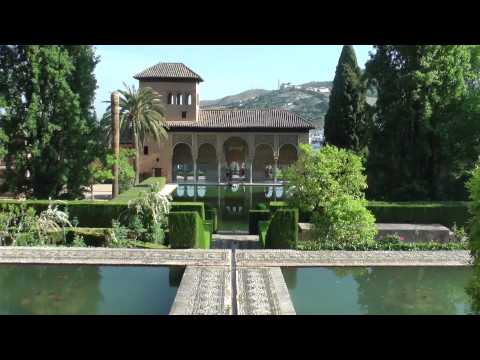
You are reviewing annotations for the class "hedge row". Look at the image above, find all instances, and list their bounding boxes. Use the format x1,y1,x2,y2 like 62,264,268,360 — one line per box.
258,209,298,249
168,211,210,249
266,200,471,228
249,210,271,235
297,240,468,251
170,202,205,220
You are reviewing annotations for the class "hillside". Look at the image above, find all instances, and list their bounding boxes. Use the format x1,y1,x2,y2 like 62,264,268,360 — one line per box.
201,81,333,128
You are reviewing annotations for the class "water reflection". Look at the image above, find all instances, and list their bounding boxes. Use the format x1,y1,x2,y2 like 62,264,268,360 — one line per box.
0,265,182,315
283,267,474,315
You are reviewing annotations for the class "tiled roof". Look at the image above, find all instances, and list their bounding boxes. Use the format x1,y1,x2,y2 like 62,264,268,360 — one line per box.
134,63,203,82
167,109,314,130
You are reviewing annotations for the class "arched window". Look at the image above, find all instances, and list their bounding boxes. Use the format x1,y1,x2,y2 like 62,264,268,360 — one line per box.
167,93,173,105
176,93,183,105
186,93,192,105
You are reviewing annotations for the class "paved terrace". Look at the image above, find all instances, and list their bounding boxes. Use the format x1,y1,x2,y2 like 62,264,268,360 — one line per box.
0,247,472,315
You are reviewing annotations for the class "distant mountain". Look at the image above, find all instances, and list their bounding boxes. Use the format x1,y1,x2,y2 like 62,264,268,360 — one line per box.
200,80,377,129
201,82,333,128
201,89,270,107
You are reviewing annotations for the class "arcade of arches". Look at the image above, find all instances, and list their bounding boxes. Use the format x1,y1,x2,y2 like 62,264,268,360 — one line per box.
163,132,304,183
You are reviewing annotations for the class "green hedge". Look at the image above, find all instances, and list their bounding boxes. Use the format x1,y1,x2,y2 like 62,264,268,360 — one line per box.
168,211,210,249
206,208,218,233
265,209,298,249
170,202,205,220
258,220,270,248
267,200,471,228
0,200,127,228
249,210,272,235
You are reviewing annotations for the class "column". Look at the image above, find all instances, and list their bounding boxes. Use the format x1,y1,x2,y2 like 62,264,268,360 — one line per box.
249,161,253,184
193,160,197,185
273,154,279,184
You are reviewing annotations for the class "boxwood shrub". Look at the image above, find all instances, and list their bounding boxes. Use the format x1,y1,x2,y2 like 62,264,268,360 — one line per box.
168,211,210,249
265,208,298,249
170,202,205,220
249,210,272,235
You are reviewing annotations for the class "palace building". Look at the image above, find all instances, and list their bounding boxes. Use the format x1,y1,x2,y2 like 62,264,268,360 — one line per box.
132,62,314,183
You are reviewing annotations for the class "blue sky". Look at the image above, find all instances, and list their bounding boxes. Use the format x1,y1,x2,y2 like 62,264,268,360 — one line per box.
94,45,374,116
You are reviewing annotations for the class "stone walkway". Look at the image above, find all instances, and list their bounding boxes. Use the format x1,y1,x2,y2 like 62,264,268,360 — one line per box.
0,247,473,315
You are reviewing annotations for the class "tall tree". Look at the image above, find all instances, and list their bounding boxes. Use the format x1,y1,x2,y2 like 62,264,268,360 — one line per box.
324,45,369,153
0,45,100,198
365,45,480,201
103,84,168,184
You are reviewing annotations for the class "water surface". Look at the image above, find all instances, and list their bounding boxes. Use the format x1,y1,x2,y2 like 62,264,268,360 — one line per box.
0,264,184,315
282,266,474,315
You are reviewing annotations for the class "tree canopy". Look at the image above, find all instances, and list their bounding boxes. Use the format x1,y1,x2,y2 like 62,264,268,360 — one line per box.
0,45,100,198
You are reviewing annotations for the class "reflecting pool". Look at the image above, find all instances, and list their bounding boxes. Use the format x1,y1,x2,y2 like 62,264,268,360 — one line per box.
0,265,184,315
172,184,286,232
282,266,474,315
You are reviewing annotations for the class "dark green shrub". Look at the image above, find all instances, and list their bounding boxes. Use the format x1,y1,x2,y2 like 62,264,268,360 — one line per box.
256,203,269,211
366,201,470,228
206,208,218,233
265,209,298,249
170,202,205,220
65,228,111,247
168,211,210,249
258,220,270,248
249,210,272,235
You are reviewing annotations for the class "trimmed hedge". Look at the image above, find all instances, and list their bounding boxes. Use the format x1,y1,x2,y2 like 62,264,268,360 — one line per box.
0,200,127,228
249,210,272,235
168,211,210,249
366,201,470,228
267,200,471,228
170,202,205,220
113,177,166,202
265,209,298,249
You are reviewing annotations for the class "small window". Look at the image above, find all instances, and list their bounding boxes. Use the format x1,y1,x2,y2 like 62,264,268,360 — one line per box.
167,93,173,105
186,93,192,105
176,93,183,105
144,146,149,155
181,111,187,119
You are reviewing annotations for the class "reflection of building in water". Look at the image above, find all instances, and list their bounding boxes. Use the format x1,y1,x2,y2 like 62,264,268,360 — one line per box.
126,63,313,184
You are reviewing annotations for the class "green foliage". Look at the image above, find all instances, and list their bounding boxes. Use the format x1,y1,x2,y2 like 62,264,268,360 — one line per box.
0,45,100,199
265,209,298,249
269,201,288,212
168,211,210,249
102,84,168,185
106,148,136,193
284,143,376,244
324,45,369,153
367,201,470,228
297,240,468,251
258,220,270,249
249,210,272,235
123,182,170,244
365,45,480,201
114,176,166,201
467,161,480,262
314,196,377,245
170,202,205,220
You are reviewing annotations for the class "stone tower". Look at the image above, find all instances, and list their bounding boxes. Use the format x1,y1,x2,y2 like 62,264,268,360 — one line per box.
134,62,203,122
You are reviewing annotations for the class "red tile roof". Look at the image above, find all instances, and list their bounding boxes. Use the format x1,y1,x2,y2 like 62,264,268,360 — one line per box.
168,109,314,131
134,63,203,82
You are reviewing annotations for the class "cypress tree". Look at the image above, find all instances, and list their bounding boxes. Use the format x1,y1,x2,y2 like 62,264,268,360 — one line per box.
324,45,368,153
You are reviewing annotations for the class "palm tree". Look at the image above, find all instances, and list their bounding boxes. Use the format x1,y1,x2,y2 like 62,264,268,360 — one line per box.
103,84,168,184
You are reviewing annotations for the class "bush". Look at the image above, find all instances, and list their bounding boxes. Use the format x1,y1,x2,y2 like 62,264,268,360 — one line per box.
467,161,480,262
258,220,270,248
297,240,468,251
265,209,298,249
314,197,377,245
367,201,470,228
249,210,272,235
269,201,288,213
170,202,205,220
168,211,210,249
